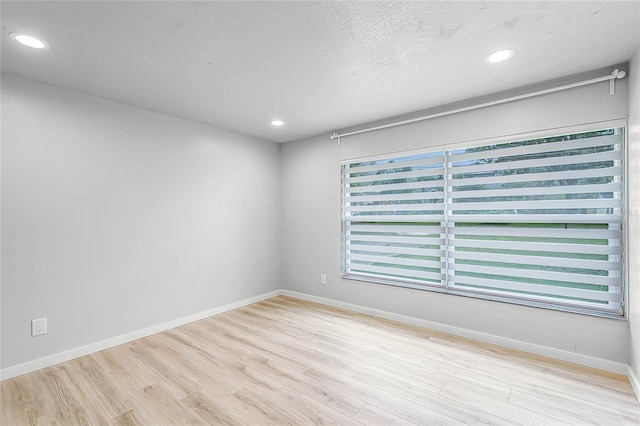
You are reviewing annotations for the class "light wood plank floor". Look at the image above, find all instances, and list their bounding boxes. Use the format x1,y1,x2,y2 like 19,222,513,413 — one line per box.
2,295,638,425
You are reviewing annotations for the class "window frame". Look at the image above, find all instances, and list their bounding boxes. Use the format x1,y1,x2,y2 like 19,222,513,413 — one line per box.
340,120,628,319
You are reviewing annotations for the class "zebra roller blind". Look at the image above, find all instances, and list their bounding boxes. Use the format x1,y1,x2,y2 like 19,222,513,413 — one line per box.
342,125,625,316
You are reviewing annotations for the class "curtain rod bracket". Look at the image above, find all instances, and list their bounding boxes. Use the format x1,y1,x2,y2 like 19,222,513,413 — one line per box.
610,69,626,96
331,132,341,146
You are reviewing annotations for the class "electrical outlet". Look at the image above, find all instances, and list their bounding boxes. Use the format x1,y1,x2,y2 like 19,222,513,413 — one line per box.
320,273,327,285
32,317,47,336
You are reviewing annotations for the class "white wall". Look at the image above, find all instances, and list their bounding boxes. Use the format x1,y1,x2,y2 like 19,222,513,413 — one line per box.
628,48,640,387
281,75,631,366
1,74,281,370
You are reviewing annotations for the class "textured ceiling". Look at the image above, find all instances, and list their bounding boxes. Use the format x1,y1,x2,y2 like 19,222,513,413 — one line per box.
2,1,639,143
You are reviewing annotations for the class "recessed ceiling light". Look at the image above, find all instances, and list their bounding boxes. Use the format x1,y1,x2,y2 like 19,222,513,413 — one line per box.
9,32,49,49
485,49,515,63
271,120,284,126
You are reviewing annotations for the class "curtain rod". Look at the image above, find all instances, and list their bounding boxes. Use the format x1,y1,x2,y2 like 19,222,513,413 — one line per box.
330,68,627,140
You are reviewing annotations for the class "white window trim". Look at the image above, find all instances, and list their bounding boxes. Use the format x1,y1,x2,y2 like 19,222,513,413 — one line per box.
341,119,628,319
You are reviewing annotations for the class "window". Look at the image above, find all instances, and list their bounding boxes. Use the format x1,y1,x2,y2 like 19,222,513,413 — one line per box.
341,124,625,317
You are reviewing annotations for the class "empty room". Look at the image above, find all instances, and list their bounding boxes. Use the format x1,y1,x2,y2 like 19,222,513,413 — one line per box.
1,1,640,424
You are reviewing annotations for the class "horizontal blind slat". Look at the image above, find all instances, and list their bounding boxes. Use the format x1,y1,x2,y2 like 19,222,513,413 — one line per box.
447,214,622,223
449,261,620,286
448,225,620,239
347,203,444,213
449,238,621,255
348,234,445,245
347,224,444,233
449,198,619,211
448,239,620,256
450,166,622,187
345,179,445,194
447,250,621,271
447,276,620,303
449,134,620,163
450,182,622,199
346,263,445,282
346,167,444,184
347,214,445,222
345,155,445,174
347,244,444,257
450,151,619,175
349,253,445,268
347,191,445,203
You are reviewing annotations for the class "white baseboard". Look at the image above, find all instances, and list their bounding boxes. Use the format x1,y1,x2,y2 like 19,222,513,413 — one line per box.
282,290,630,376
629,365,640,403
0,290,283,381
2,287,635,401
